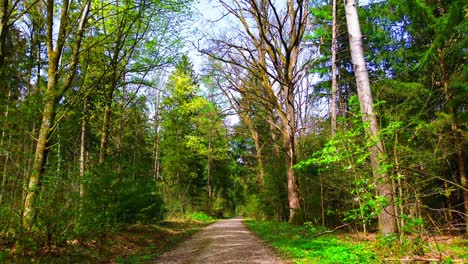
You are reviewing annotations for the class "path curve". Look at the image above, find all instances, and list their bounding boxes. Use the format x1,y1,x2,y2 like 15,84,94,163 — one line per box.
151,217,286,264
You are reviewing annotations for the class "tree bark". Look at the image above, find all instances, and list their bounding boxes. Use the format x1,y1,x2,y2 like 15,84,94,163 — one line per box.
344,0,396,234
0,0,8,70
330,0,338,136
251,129,265,186
79,99,87,201
207,134,212,210
98,73,117,165
284,83,302,224
0,0,9,105
454,123,467,232
22,82,57,229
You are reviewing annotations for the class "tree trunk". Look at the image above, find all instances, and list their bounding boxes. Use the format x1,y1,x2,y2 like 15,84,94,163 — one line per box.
22,87,57,229
330,0,338,136
252,129,265,186
285,85,302,225
98,38,122,165
0,0,8,71
22,0,90,230
207,131,212,210
344,0,396,234
454,125,467,232
0,0,9,108
98,88,114,165
79,99,87,201
0,88,10,204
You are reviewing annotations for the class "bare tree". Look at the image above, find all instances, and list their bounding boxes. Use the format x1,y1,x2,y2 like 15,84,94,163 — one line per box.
204,0,310,224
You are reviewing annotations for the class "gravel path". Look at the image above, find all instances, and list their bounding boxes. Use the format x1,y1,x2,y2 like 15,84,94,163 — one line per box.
151,217,286,264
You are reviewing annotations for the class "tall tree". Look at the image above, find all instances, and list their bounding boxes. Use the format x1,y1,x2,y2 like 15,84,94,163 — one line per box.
330,0,338,136
206,0,310,224
344,0,396,234
22,0,91,230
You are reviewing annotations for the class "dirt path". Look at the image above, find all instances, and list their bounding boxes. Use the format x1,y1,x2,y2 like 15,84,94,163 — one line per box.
151,217,286,264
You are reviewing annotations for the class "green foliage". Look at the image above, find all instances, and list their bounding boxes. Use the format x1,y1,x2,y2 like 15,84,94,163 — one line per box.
185,212,216,222
246,220,379,263
376,233,426,257
400,214,424,234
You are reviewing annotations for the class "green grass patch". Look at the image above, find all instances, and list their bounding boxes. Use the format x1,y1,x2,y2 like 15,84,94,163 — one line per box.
184,212,217,222
245,220,379,264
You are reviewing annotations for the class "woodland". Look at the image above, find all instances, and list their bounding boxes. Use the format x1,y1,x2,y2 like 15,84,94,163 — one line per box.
0,0,466,262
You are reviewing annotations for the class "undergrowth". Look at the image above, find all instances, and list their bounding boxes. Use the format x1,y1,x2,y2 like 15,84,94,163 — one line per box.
0,214,216,263
185,212,217,222
246,220,468,263
245,220,378,263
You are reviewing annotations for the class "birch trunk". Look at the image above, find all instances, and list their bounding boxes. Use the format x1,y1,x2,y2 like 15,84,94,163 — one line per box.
344,0,396,234
79,99,88,201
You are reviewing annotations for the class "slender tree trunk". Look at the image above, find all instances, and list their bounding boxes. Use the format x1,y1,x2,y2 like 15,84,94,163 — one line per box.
153,123,161,181
319,174,325,226
0,0,8,73
393,132,405,235
79,99,87,201
207,133,212,210
344,0,396,234
99,88,114,165
330,0,338,136
0,89,11,204
98,41,122,165
454,126,467,232
251,129,265,186
242,110,265,186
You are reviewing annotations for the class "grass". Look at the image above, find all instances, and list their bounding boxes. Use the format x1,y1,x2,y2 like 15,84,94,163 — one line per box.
245,220,468,264
1,215,216,263
245,220,378,264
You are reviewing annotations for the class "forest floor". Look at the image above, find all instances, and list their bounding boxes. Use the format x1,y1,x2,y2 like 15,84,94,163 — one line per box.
3,218,467,263
246,220,468,263
151,217,286,264
0,219,214,263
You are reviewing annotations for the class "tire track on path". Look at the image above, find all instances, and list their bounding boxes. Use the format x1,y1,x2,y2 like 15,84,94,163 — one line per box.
151,217,286,264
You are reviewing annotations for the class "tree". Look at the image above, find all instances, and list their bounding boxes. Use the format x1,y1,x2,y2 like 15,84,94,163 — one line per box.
330,0,338,136
343,0,396,234
387,0,467,232
205,0,310,224
22,0,91,230
159,56,203,214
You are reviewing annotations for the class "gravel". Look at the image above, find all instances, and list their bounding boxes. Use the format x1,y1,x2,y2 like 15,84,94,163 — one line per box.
151,217,286,264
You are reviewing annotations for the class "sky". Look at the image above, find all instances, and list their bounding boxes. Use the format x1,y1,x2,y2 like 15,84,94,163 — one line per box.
188,0,230,73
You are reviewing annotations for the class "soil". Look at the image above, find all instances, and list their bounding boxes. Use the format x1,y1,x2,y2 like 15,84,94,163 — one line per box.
151,217,286,264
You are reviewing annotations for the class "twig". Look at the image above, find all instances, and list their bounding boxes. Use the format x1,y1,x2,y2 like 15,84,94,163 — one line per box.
311,224,352,238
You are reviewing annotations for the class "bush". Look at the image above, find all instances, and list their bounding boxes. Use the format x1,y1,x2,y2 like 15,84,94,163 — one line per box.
186,212,216,222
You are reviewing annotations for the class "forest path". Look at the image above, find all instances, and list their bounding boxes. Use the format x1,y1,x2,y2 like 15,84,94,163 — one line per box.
151,217,286,264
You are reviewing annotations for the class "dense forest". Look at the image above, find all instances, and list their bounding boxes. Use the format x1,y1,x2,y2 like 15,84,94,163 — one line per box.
0,0,466,260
